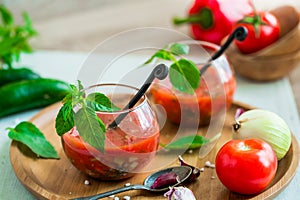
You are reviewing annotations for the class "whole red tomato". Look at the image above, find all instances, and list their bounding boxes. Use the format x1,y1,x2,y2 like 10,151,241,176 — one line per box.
234,12,280,54
215,139,277,195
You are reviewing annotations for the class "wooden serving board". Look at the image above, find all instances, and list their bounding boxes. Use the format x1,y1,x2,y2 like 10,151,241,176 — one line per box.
10,102,299,200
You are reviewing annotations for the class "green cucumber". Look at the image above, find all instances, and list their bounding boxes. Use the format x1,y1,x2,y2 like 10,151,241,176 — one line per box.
0,78,71,118
0,68,41,87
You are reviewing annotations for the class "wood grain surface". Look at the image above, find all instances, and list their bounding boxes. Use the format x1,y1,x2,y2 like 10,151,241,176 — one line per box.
9,102,300,200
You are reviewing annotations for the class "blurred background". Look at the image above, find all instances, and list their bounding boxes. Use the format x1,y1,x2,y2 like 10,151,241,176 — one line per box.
3,0,300,51
2,0,300,112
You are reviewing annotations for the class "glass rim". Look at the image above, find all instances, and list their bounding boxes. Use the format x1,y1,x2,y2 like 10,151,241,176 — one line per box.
175,40,221,51
171,40,224,66
82,83,148,114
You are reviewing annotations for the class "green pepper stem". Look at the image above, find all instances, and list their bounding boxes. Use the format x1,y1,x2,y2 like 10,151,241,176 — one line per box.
173,16,202,25
173,8,213,29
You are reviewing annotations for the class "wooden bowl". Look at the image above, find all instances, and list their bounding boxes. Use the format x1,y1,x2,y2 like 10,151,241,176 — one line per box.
250,25,300,57
226,25,300,81
226,6,300,81
227,45,300,81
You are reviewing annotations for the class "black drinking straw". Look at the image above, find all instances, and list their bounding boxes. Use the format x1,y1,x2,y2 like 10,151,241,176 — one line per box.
200,26,248,74
108,63,168,129
108,28,247,128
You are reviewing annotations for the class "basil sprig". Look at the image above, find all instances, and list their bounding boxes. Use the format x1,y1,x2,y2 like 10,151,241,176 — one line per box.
6,81,119,159
161,135,209,150
7,121,59,159
55,81,120,152
144,43,200,94
0,5,37,69
160,133,221,150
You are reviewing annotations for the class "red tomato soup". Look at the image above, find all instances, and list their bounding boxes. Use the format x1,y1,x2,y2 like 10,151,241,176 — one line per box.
150,66,236,125
62,103,160,180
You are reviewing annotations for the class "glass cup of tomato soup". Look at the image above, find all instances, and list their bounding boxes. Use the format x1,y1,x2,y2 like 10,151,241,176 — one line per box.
149,41,236,126
62,84,160,180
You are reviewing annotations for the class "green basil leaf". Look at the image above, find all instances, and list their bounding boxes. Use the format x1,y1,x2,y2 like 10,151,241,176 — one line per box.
62,92,73,104
169,43,189,55
169,59,200,94
55,102,74,136
69,84,78,92
74,106,106,152
65,81,85,104
22,13,33,30
77,80,84,91
162,135,209,150
144,49,173,64
0,5,37,68
6,121,59,159
0,5,13,25
86,92,120,112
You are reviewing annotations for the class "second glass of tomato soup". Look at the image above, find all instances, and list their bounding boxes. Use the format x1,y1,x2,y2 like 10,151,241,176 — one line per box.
62,84,160,180
149,41,236,127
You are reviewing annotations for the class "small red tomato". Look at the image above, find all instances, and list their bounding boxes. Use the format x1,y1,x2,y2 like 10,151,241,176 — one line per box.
234,12,280,54
215,139,277,195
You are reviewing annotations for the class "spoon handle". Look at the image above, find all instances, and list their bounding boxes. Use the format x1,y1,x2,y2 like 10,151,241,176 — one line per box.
71,184,148,200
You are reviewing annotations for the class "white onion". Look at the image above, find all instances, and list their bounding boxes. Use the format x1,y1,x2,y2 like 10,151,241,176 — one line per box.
232,109,291,160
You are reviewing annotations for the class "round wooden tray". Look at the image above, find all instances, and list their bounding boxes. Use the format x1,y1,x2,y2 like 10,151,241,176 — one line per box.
10,102,300,200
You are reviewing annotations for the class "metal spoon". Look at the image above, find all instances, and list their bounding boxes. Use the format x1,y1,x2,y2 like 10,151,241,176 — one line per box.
71,166,192,200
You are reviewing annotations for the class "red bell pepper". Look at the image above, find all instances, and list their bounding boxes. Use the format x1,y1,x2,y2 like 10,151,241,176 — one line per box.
173,0,254,45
